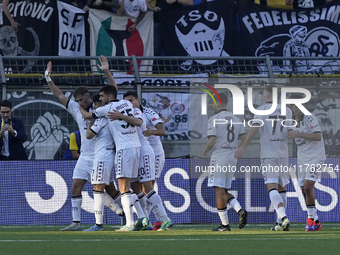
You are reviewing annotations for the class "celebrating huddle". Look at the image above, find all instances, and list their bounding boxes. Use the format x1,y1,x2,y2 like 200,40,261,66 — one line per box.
45,56,171,232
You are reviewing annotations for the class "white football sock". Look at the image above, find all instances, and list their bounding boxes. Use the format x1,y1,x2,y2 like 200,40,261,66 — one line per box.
112,191,122,208
228,197,242,212
277,191,287,224
71,196,82,222
103,192,123,215
138,192,148,217
269,189,286,220
217,207,229,226
307,205,316,219
146,190,169,222
132,193,146,219
121,192,134,226
93,191,104,225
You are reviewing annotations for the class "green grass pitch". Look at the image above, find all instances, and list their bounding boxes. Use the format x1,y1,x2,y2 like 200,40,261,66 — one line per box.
1,223,339,255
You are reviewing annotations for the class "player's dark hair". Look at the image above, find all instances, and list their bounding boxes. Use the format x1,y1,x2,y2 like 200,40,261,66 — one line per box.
73,86,90,98
92,94,100,103
264,85,275,95
0,100,12,109
216,93,228,106
99,85,117,99
123,91,138,99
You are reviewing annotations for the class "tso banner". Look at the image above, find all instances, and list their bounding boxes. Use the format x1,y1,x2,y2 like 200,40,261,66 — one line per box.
57,1,86,56
87,9,153,73
0,0,58,71
159,0,235,73
237,0,340,74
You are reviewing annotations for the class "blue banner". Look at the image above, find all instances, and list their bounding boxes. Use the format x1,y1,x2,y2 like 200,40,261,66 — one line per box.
0,159,339,225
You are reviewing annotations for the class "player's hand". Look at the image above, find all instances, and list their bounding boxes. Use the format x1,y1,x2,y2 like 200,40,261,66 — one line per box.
46,61,52,73
142,126,153,137
128,23,137,32
234,147,246,159
11,21,20,32
152,7,161,12
108,110,123,121
97,55,109,71
202,150,208,158
286,130,299,140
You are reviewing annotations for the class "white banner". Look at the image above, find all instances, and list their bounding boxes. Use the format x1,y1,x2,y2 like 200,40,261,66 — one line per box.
57,1,85,56
142,92,207,141
88,9,153,73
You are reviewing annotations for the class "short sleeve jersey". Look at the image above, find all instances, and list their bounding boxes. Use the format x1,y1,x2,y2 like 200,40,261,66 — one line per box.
142,107,164,154
252,103,292,158
67,100,95,157
292,113,326,162
120,0,147,18
93,99,141,151
90,117,115,161
207,109,245,159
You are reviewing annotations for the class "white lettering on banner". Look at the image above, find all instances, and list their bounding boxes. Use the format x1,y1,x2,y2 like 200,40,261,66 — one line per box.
242,6,340,34
24,169,338,215
25,171,68,214
163,168,190,213
5,1,53,23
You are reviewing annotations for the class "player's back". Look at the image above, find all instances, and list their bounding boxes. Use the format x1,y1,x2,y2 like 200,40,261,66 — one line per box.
208,110,245,158
101,100,141,151
142,107,164,154
91,117,115,161
254,103,292,158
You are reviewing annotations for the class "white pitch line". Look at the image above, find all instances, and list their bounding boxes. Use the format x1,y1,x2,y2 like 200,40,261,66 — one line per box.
0,237,338,243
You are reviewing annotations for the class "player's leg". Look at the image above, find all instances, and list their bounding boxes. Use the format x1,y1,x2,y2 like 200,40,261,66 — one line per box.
115,147,140,231
84,183,106,231
225,191,247,229
59,178,87,231
149,152,165,229
104,182,125,226
213,187,230,231
131,181,148,231
304,179,321,231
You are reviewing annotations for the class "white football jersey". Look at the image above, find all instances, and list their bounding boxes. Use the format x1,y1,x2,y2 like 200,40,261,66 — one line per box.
252,103,292,158
67,100,95,157
134,108,154,155
90,117,115,161
292,113,326,162
93,99,141,151
207,109,245,158
142,107,164,154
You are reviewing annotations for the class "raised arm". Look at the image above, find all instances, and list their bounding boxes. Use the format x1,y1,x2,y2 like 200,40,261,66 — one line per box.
97,55,118,90
45,62,68,107
108,110,142,126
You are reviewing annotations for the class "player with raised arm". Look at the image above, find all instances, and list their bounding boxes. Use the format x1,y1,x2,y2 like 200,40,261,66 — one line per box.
120,91,172,231
82,95,125,231
202,93,247,231
45,56,122,231
286,94,326,231
235,85,292,231
81,85,142,231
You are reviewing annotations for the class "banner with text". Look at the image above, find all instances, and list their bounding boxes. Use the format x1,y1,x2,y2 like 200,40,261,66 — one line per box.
57,1,85,56
237,0,340,75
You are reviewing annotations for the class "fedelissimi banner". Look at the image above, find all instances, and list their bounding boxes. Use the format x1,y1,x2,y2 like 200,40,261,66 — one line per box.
0,159,339,225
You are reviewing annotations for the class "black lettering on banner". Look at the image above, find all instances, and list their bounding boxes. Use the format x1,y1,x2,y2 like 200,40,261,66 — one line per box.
61,32,83,52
